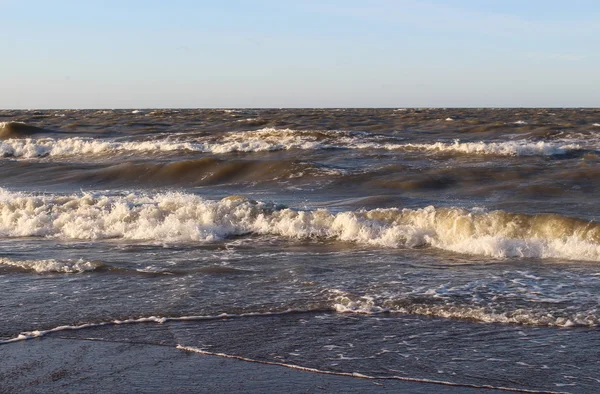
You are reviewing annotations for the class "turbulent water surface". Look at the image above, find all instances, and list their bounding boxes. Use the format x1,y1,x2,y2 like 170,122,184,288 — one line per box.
1,108,600,392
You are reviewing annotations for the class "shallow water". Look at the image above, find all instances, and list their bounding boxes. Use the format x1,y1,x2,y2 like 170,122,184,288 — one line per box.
1,108,600,392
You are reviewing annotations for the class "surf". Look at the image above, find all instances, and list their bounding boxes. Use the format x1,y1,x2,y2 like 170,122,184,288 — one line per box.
1,189,600,262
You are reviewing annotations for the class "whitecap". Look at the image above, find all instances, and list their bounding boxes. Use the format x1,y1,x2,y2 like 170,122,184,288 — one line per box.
1,189,600,262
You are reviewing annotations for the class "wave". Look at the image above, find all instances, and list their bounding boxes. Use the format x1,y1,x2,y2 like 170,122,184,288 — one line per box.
1,189,600,262
76,158,323,186
0,127,337,158
215,127,352,152
0,257,100,273
1,303,595,349
0,255,238,276
0,122,55,140
329,290,597,327
0,137,202,158
387,139,582,156
176,346,547,393
0,128,354,158
0,127,589,159
0,309,320,344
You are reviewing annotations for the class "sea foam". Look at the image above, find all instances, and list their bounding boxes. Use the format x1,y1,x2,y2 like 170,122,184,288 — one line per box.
0,127,587,158
0,257,99,273
0,137,203,158
1,189,599,262
391,140,579,156
331,293,596,327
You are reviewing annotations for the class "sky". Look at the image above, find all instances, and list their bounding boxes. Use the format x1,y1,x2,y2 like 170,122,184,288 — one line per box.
1,0,599,108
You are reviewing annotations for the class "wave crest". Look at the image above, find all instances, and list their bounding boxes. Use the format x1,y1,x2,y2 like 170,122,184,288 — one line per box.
0,189,599,261
0,128,588,159
0,122,54,140
392,139,580,156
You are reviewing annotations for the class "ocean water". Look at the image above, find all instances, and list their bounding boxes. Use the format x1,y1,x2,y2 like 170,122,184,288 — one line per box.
1,108,600,392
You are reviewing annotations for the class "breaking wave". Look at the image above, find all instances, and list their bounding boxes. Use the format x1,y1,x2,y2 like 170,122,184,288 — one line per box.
0,122,55,140
0,127,591,158
1,189,600,261
0,137,201,158
0,128,345,158
391,140,582,156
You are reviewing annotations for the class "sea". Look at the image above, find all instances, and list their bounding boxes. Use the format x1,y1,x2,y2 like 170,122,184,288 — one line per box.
1,108,599,392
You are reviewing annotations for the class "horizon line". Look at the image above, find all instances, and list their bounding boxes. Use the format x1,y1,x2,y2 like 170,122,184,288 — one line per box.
2,106,599,111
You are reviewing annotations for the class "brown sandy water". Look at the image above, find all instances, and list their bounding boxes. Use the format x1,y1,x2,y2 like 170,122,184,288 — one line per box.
1,108,600,392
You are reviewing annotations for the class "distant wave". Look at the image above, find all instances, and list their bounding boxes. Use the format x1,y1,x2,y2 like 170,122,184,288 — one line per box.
1,189,599,262
0,137,202,158
0,122,55,140
0,127,589,159
388,139,581,156
0,128,342,158
73,158,329,186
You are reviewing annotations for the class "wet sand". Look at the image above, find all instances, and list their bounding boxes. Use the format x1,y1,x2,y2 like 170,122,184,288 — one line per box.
0,337,507,393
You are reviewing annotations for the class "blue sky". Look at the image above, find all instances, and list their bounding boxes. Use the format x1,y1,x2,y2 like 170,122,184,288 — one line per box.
1,0,598,108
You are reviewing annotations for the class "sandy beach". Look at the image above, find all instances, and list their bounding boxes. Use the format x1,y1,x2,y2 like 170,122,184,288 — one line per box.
1,337,510,393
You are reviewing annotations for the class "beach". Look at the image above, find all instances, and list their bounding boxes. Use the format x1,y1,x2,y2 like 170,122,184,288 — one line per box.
2,336,514,393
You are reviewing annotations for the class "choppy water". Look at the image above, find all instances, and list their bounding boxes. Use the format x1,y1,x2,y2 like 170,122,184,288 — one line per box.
1,108,600,392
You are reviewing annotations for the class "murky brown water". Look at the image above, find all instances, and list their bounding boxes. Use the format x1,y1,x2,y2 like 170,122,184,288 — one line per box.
1,108,600,392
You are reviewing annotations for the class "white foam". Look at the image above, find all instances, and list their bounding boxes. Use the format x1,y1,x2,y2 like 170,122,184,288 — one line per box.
0,317,171,344
219,130,583,157
593,123,600,127
330,290,389,314
0,137,207,158
393,139,578,156
0,128,589,158
329,289,599,327
214,129,586,157
212,128,328,153
0,311,565,392
0,257,98,273
0,189,599,263
395,302,594,327
0,309,315,344
0,300,595,351
175,346,563,392
0,128,335,158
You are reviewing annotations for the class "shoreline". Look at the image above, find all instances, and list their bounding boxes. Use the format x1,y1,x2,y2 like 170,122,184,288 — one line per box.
0,337,512,393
